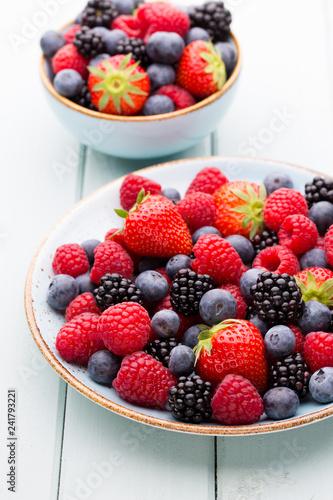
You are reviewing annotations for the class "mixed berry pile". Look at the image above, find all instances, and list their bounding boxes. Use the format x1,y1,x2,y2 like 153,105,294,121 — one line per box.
40,0,237,116
47,168,333,426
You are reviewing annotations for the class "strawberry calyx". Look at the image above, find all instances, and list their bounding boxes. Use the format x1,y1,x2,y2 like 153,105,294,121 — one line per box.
88,53,148,113
200,42,227,91
231,183,267,239
115,188,150,219
193,319,244,363
295,271,333,307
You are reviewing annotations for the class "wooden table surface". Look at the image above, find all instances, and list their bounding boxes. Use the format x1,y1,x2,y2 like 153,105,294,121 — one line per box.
2,0,333,498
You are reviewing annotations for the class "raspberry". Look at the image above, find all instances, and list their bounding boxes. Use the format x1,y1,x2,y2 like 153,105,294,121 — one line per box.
192,234,243,284
218,284,247,319
277,214,318,254
263,188,308,232
104,228,141,269
111,15,143,38
113,351,177,408
325,225,333,267
55,313,104,364
65,292,101,322
52,43,89,79
176,193,216,231
52,243,89,278
90,240,133,284
63,24,82,44
304,331,333,372
98,302,151,356
136,2,191,43
288,324,305,354
153,84,196,111
120,174,162,212
154,295,199,340
186,166,228,196
316,236,326,250
211,374,264,425
252,245,300,275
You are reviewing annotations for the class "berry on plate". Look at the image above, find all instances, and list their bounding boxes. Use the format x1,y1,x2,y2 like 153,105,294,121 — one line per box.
304,331,333,372
252,245,300,275
267,352,311,399
176,192,216,231
277,214,318,255
263,188,308,232
90,240,134,284
65,292,101,322
170,269,214,317
47,274,79,311
186,166,228,196
88,349,122,385
52,243,90,278
263,387,299,420
309,367,333,403
168,375,212,423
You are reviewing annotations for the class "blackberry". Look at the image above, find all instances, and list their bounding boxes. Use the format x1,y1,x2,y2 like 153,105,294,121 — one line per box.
73,82,97,110
189,2,232,43
268,352,312,399
168,375,212,424
251,272,304,325
116,37,150,67
93,273,143,311
82,0,119,28
252,228,278,255
305,176,333,207
73,26,105,59
144,338,180,367
170,269,214,317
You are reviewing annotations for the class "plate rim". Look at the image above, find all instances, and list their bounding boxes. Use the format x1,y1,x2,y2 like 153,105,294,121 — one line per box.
24,155,333,436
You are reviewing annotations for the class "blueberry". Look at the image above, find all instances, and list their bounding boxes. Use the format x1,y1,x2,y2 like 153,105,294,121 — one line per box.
151,310,180,338
263,387,299,420
168,345,195,377
239,268,263,303
47,274,79,311
146,63,176,92
185,27,210,45
182,325,207,348
296,300,331,334
249,315,269,337
299,248,330,270
113,0,135,14
135,270,169,302
225,235,254,265
143,95,175,116
264,325,296,357
308,201,333,236
75,12,83,24
146,32,185,64
215,42,237,75
138,256,167,273
40,30,66,58
104,29,127,55
91,27,111,40
192,226,222,244
166,254,192,279
81,239,101,266
309,367,333,403
263,171,294,195
199,289,237,325
89,53,111,67
54,69,84,98
75,273,97,294
88,350,121,385
161,187,181,205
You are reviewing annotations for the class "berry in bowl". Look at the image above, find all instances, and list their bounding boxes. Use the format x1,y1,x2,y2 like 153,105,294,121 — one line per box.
40,0,241,158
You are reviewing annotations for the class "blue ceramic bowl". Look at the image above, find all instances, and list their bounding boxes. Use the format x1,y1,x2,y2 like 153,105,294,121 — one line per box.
40,31,241,159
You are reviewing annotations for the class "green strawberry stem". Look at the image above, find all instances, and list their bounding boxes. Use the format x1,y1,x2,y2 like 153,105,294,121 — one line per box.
200,42,227,90
295,271,333,307
193,319,244,364
231,183,267,239
114,188,150,219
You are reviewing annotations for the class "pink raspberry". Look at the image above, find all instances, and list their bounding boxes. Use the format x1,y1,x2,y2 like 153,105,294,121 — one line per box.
278,214,318,254
263,188,308,232
90,240,133,284
252,245,300,275
176,192,216,231
52,243,89,278
65,292,101,322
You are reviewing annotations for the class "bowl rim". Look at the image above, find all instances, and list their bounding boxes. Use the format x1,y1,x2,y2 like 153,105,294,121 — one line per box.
40,23,242,123
25,155,333,436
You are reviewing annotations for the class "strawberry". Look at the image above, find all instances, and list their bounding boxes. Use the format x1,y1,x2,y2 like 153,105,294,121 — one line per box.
115,190,192,257
213,181,267,239
176,41,227,99
194,319,268,392
88,54,150,115
295,267,333,307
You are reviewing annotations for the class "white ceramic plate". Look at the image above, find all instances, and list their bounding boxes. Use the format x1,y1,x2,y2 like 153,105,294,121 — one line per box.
25,156,333,435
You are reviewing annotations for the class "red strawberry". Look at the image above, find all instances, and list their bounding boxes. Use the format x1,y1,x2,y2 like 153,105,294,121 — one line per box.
211,374,264,425
277,214,318,254
263,188,308,232
295,267,333,307
113,351,177,408
194,319,268,392
116,191,192,257
325,225,333,267
65,292,101,322
88,54,150,115
213,181,266,239
304,331,333,372
186,166,228,196
90,240,133,284
52,243,89,278
252,245,300,275
120,174,161,211
153,84,196,110
176,192,216,231
176,41,227,99
136,2,190,43
52,43,89,79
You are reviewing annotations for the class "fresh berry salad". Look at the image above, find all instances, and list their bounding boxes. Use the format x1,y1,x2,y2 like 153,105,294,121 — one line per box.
47,168,333,426
40,0,237,116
